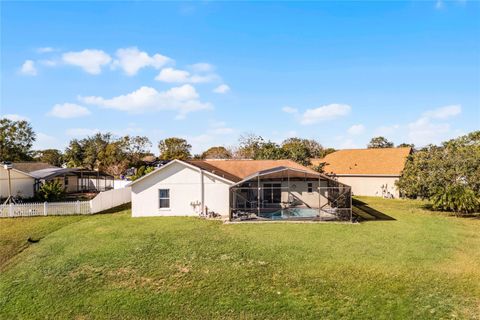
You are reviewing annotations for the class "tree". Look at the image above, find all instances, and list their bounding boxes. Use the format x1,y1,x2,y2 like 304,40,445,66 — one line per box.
367,136,394,149
64,133,152,176
33,149,64,166
397,143,415,149
281,138,312,166
201,146,232,159
158,137,191,160
64,139,84,168
396,131,480,214
236,134,265,159
280,138,325,165
120,135,152,165
0,118,36,161
36,180,65,201
256,141,286,160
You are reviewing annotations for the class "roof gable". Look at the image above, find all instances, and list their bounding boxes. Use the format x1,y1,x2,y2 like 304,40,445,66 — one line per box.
311,147,411,176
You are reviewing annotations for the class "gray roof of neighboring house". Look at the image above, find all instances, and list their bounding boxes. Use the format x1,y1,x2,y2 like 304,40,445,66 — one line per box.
12,162,58,173
29,167,78,179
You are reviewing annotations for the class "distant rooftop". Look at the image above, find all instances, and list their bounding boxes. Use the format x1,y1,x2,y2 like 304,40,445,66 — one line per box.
12,162,58,173
311,147,412,176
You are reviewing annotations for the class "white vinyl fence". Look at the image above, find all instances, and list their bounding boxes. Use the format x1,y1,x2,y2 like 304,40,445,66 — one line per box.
90,187,131,213
0,187,131,218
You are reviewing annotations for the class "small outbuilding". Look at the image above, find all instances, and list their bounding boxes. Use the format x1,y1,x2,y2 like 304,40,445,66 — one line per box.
128,159,352,221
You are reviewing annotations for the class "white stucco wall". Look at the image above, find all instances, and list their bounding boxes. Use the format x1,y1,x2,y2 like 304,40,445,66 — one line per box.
131,161,232,217
0,168,35,199
336,175,400,198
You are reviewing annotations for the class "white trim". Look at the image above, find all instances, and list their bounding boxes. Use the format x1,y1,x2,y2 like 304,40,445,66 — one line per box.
126,159,235,187
333,174,401,177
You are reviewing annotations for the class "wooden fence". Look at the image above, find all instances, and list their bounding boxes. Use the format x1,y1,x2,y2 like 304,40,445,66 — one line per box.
0,187,131,218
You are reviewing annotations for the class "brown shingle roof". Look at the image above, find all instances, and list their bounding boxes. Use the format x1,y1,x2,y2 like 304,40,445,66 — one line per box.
13,162,58,173
187,159,318,182
311,148,412,176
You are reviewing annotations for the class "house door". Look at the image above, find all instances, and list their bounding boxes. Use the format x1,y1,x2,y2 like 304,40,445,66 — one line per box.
263,183,281,206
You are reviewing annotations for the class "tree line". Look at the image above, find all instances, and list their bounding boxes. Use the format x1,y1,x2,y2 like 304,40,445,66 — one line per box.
2,117,478,214
397,131,480,215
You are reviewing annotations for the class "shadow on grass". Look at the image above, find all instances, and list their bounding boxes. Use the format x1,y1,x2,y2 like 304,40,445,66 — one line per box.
97,203,131,215
352,198,396,221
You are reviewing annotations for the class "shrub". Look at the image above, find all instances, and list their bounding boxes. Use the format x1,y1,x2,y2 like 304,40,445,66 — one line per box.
431,185,480,215
37,180,65,201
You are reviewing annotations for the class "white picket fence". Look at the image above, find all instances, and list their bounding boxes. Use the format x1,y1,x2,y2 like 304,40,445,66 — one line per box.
0,187,131,218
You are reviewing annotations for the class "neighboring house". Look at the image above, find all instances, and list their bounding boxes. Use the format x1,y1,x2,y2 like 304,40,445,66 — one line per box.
311,147,412,198
0,164,37,199
0,162,114,199
128,159,352,221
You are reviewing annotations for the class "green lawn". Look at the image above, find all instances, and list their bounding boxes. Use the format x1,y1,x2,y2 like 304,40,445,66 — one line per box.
1,198,479,319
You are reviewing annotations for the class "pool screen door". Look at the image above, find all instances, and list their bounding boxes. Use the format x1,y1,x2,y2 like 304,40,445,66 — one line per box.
263,183,281,205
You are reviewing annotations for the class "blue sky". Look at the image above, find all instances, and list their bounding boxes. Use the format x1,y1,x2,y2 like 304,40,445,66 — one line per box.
1,1,479,154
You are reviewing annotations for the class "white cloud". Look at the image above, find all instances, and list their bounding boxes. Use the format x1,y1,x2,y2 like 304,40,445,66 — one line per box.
407,117,451,146
48,103,91,118
66,128,100,136
155,68,191,83
37,47,55,53
376,124,400,136
435,0,444,9
282,106,298,114
189,62,214,73
80,84,212,119
300,104,351,125
155,67,218,83
213,84,230,94
20,60,37,76
423,104,461,119
112,47,172,76
209,120,234,134
1,114,30,121
340,138,358,149
347,124,365,135
62,49,112,74
407,104,462,146
33,132,62,150
40,59,58,67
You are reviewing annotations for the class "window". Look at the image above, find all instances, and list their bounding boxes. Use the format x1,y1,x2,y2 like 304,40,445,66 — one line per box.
64,176,69,186
307,183,313,193
159,189,170,208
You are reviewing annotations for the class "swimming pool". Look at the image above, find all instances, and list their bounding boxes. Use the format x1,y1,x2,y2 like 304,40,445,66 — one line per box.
260,207,320,220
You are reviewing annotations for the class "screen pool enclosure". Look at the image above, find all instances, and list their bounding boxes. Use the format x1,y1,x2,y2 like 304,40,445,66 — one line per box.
229,166,352,222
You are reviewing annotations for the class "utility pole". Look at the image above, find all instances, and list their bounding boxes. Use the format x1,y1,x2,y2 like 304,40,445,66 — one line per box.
3,162,16,204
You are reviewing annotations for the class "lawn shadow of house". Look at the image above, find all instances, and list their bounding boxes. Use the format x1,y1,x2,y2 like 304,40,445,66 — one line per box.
352,198,396,221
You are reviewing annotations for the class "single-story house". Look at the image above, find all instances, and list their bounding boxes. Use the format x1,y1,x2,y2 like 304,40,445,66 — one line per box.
0,162,114,199
311,147,412,198
128,159,352,221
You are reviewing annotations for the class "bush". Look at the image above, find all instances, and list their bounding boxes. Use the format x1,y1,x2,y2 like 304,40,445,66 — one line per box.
431,185,480,215
37,180,65,201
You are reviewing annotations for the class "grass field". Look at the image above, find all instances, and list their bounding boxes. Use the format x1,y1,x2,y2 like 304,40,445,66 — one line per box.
0,197,479,319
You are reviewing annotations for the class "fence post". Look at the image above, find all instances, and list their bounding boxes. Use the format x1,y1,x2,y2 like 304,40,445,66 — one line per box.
44,202,48,216
76,200,80,214
9,203,13,217
89,200,93,214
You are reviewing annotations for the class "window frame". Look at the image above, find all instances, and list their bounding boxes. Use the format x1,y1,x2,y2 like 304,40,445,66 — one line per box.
158,188,170,209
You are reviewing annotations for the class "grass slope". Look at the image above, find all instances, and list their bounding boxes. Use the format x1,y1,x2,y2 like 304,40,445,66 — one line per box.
0,198,479,319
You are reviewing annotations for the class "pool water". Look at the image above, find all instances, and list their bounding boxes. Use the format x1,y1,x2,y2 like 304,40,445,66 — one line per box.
261,208,320,220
